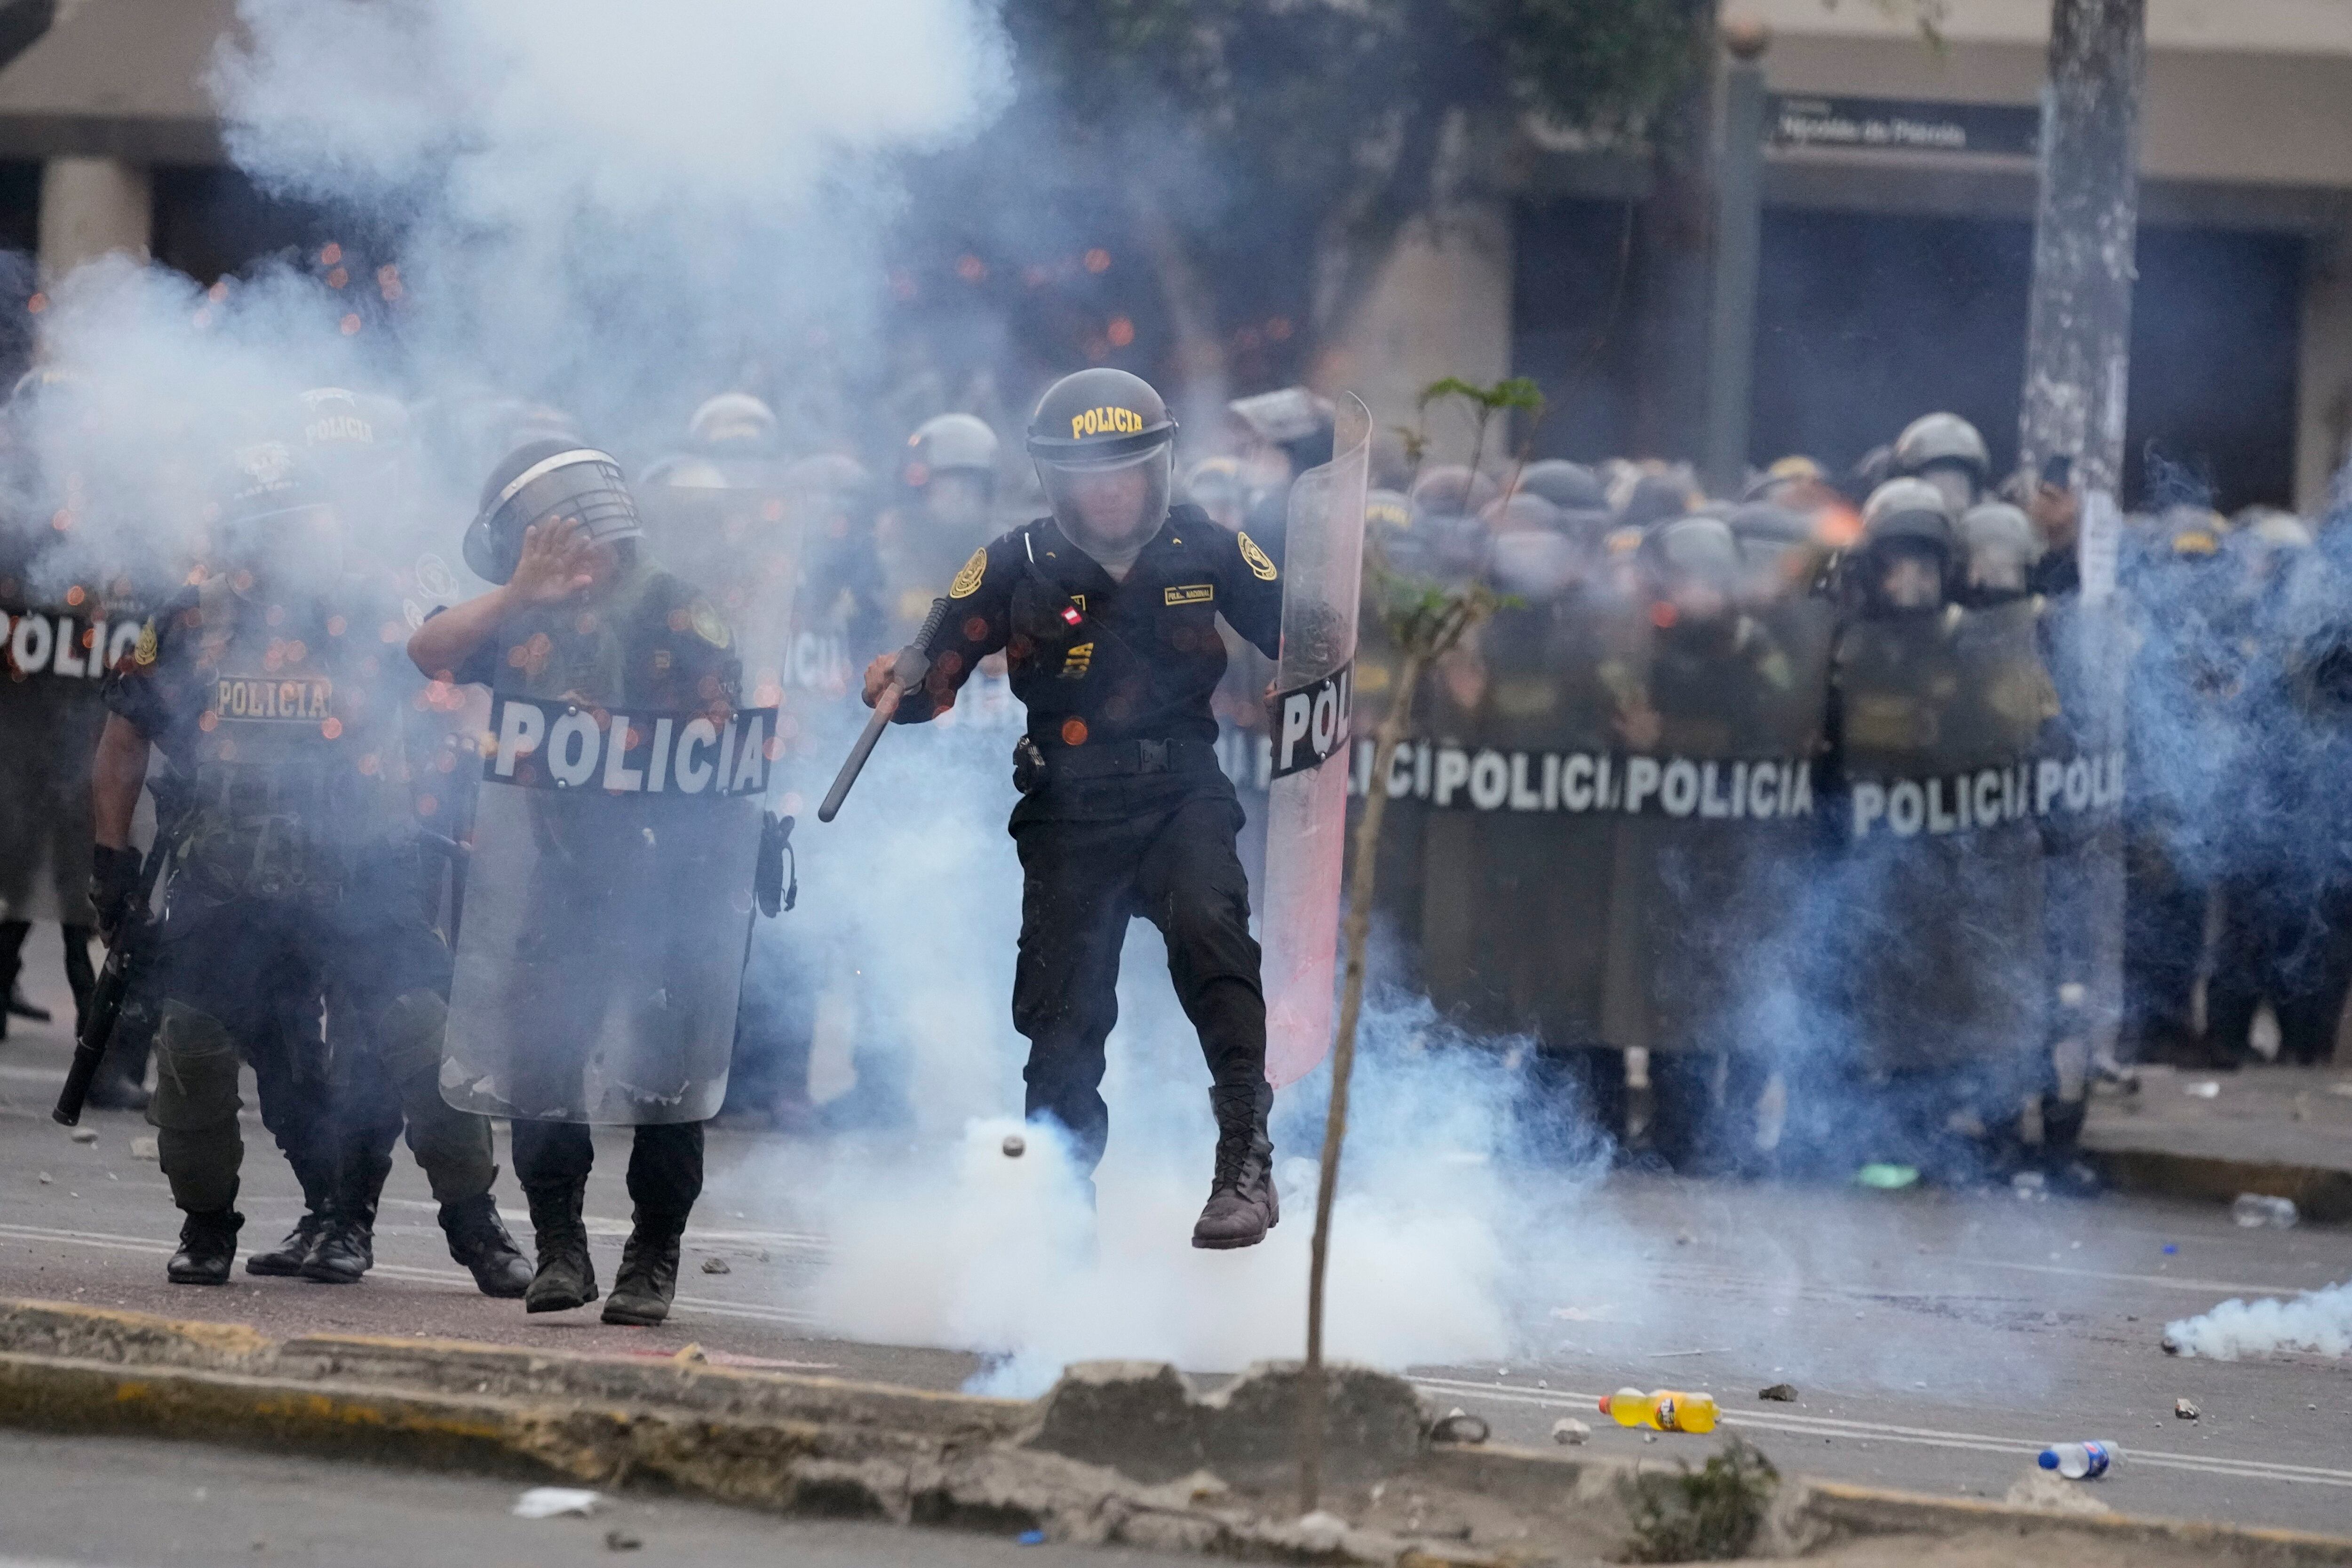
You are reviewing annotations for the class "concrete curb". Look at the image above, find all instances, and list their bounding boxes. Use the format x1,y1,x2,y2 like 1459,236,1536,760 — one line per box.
2088,1146,2352,1222
2,1297,2348,1566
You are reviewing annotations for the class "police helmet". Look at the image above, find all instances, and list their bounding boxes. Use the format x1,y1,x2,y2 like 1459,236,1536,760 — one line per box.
1957,500,2040,603
687,392,779,454
1408,464,1499,523
218,439,335,533
464,440,642,585
1184,456,1248,516
1742,454,1826,504
1482,490,1562,536
1618,471,1697,529
639,454,731,491
292,387,409,484
2161,503,2228,561
1894,412,1990,481
1515,459,1607,513
1641,514,1743,596
1026,369,1176,542
906,412,999,486
1859,478,1956,609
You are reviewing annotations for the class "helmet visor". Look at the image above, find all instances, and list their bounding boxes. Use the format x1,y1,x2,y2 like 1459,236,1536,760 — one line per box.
1039,446,1169,550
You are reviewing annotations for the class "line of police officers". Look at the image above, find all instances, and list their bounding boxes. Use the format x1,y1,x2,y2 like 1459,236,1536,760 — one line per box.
1228,407,2344,1182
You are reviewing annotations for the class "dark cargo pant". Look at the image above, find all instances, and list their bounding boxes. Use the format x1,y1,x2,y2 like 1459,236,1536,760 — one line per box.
1010,777,1267,1172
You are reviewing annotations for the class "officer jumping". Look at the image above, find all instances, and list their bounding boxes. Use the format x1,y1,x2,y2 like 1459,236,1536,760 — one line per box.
854,368,1285,1250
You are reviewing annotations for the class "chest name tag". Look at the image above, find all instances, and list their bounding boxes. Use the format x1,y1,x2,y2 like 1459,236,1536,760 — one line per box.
1164,583,1215,606
485,694,779,797
1268,661,1353,781
214,676,334,722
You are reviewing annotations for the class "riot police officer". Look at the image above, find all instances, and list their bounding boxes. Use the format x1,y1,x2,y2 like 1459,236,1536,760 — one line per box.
409,441,746,1323
860,368,1286,1248
94,441,531,1289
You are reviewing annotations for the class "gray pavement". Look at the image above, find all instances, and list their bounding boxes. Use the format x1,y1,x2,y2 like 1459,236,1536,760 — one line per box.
0,1430,1189,1566
4,942,2351,1541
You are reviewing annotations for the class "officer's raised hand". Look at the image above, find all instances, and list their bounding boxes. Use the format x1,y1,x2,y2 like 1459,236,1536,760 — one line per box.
509,515,596,604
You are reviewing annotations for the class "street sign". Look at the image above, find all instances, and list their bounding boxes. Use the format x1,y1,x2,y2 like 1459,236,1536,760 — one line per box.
1768,95,2039,159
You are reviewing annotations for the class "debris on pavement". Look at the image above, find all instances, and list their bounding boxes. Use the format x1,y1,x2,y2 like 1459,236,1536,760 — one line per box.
603,1528,642,1551
129,1137,158,1160
2010,1170,2047,1199
2175,1398,2200,1419
2005,1470,2114,1516
1430,1409,1490,1444
1854,1162,1920,1189
36,1173,49,1185
512,1487,602,1519
66,1127,96,1144
2230,1194,2298,1228
1551,1417,1590,1445
700,1257,730,1274
1757,1383,1798,1402
672,1344,707,1364
1001,1133,1026,1158
1017,1528,1048,1545
2184,1080,2221,1098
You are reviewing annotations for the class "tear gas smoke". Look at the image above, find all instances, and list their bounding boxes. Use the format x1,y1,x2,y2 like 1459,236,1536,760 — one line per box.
2164,1280,2352,1361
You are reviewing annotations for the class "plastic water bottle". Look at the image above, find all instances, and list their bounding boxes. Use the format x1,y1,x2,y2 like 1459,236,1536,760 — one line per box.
2230,1194,2298,1229
2038,1441,2118,1479
1599,1387,1720,1434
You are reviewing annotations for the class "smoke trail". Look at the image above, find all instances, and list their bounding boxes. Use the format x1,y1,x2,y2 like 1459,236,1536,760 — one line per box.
2164,1281,2352,1361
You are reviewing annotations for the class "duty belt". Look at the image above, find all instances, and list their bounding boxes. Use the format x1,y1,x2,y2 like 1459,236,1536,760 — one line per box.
1044,736,1222,782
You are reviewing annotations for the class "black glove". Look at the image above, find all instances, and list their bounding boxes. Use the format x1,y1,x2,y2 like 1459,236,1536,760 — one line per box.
755,812,795,917
88,844,143,945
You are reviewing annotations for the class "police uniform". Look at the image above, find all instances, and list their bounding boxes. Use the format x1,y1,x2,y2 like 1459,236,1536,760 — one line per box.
436,438,744,1321
883,369,1285,1248
103,447,519,1287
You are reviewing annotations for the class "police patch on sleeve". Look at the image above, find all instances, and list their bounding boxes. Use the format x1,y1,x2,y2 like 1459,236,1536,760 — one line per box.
690,599,731,648
949,547,988,599
1238,531,1278,582
133,622,158,666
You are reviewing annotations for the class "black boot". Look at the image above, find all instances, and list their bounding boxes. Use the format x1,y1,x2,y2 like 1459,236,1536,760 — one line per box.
167,1205,243,1285
303,1142,392,1284
524,1182,598,1313
601,1209,687,1326
441,1192,534,1298
1192,1081,1278,1250
245,1211,328,1277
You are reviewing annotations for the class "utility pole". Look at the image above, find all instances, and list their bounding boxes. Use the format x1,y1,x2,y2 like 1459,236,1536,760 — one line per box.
2018,0,2145,1078
1701,17,1770,499
2018,0,2145,594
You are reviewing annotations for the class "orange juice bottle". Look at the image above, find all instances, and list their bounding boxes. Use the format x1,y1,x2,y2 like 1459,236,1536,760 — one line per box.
1598,1387,1720,1433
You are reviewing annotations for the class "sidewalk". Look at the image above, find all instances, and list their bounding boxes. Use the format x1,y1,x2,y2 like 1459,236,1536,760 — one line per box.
2082,1062,2352,1221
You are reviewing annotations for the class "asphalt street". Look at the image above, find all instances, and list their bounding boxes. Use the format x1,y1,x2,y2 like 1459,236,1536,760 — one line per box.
2,947,2349,1541
0,1430,1192,1567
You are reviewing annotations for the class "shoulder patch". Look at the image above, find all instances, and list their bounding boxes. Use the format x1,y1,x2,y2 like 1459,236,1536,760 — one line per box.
690,599,731,648
133,622,158,666
949,547,988,599
1238,531,1278,582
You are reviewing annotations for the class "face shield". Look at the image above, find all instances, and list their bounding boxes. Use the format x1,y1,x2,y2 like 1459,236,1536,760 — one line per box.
226,502,348,599
1038,445,1170,553
1919,462,1976,519
1877,543,1946,612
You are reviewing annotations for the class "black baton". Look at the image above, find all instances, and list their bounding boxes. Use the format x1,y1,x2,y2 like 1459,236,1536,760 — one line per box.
818,597,950,823
55,837,172,1127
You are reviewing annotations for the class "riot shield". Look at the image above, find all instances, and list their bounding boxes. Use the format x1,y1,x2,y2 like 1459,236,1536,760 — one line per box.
1260,395,1370,1087
1833,600,2074,1085
441,695,775,1124
1,597,143,924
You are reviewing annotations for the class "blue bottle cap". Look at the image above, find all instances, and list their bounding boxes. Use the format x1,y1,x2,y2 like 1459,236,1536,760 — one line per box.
2038,1449,2059,1469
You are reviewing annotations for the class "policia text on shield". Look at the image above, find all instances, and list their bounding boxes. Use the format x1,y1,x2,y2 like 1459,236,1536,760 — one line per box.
851,368,1288,1250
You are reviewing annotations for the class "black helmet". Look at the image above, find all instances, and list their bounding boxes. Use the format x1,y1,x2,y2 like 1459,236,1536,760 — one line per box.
1857,478,1956,613
463,440,641,585
1515,459,1607,513
1026,368,1176,466
1026,369,1176,543
218,439,333,528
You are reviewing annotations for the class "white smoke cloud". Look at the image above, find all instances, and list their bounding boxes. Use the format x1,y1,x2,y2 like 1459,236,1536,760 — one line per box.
2164,1280,2352,1361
